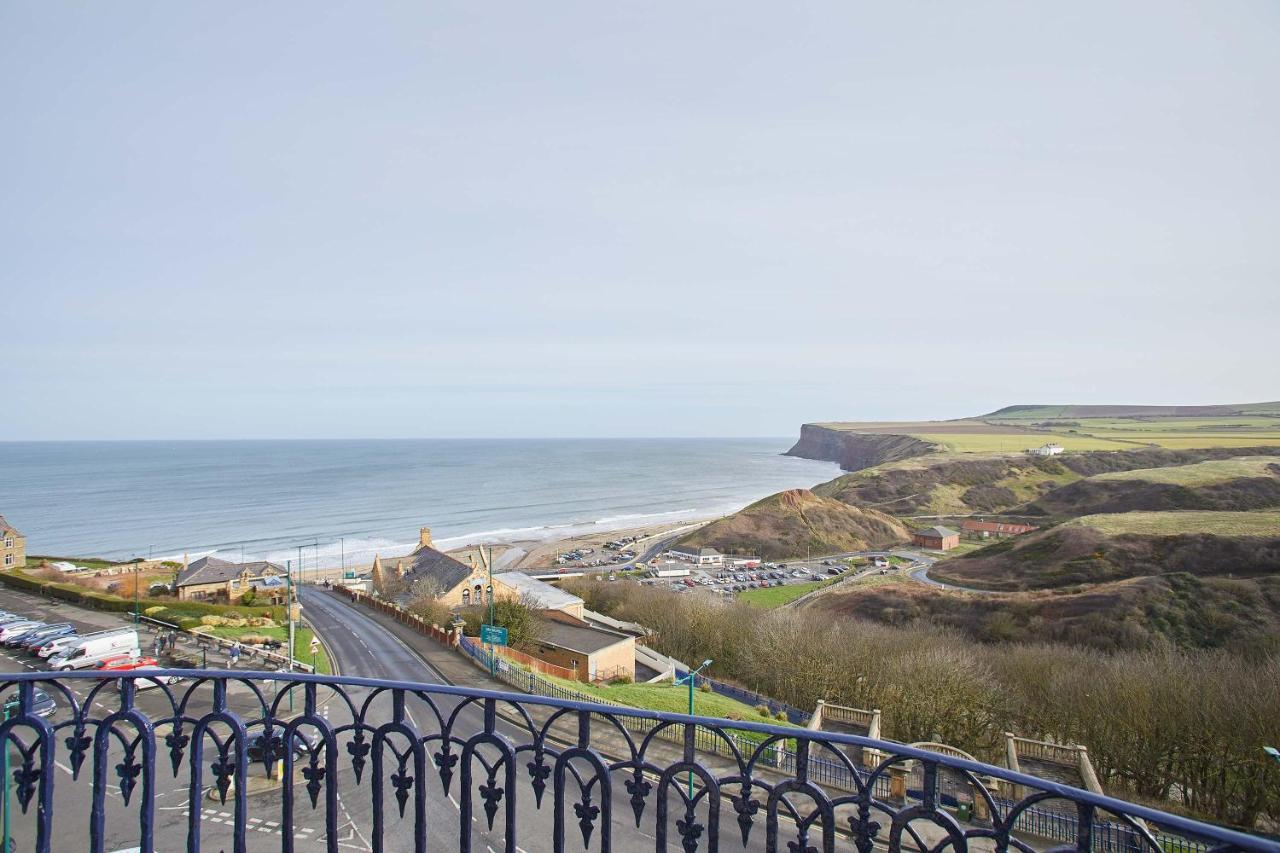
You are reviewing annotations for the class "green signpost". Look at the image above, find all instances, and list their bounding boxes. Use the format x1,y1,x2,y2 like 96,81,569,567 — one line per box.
2,698,14,852
481,624,508,676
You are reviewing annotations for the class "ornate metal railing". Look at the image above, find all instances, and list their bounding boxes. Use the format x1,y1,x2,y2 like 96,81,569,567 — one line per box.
0,670,1275,853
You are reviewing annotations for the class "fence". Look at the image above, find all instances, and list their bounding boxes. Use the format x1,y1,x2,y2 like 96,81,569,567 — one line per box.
334,586,454,645
674,667,811,725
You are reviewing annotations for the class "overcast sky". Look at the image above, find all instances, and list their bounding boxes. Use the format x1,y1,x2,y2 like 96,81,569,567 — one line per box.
2,2,1277,440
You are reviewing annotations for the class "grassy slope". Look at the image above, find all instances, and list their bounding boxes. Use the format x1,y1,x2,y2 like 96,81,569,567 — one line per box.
677,489,909,558
737,579,831,608
541,673,797,724
1092,456,1279,486
201,624,333,674
1066,510,1280,536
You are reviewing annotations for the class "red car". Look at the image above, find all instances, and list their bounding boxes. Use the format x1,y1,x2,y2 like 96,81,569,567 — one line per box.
96,654,151,672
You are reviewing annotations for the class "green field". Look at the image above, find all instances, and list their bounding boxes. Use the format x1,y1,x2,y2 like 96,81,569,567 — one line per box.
737,580,830,608
907,433,1137,453
1067,510,1280,536
200,624,333,674
1093,456,1279,486
541,673,797,725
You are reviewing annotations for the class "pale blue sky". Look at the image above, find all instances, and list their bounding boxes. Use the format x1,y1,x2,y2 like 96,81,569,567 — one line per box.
3,2,1277,439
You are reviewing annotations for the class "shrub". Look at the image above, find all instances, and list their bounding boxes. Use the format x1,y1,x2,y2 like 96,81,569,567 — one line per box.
698,682,712,693
609,674,633,685
236,634,274,646
724,711,744,721
774,711,788,722
755,704,770,717
144,606,169,617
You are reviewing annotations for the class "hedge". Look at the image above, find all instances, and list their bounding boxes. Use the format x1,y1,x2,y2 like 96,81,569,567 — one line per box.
0,570,285,625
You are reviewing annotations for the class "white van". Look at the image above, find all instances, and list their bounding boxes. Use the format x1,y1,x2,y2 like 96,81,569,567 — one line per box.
48,630,140,671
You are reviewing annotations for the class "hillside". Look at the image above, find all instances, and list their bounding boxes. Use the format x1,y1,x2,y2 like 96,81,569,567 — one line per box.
1019,458,1280,520
813,446,1280,519
809,573,1280,654
928,517,1280,592
676,489,909,558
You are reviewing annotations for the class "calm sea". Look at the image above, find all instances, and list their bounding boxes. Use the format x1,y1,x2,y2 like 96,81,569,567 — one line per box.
0,439,838,567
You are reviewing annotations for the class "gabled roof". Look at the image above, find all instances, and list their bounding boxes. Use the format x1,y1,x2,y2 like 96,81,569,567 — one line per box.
493,572,583,611
0,516,22,538
380,544,475,593
177,557,284,587
914,526,960,538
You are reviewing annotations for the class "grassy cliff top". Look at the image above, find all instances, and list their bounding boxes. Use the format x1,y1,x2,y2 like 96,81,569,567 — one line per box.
1092,456,1279,486
1066,510,1280,536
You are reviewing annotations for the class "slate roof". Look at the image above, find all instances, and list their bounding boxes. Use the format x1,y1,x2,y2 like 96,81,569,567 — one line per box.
0,516,22,538
177,557,284,588
540,620,632,655
493,572,583,611
381,545,475,592
914,526,960,539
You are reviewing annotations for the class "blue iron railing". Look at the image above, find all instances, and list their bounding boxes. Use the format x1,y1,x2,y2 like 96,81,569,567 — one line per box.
0,669,1274,853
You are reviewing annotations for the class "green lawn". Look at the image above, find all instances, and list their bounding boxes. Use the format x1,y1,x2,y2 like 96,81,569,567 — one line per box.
908,433,1137,453
541,673,797,727
737,579,831,608
1067,510,1280,537
1093,456,1279,486
199,624,332,674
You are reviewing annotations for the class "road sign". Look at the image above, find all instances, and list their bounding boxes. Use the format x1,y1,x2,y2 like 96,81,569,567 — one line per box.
480,624,508,646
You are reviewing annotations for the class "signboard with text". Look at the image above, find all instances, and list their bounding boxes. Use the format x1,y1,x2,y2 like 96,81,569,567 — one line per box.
480,624,509,646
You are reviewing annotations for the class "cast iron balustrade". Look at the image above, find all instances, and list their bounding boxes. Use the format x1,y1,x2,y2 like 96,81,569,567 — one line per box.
0,670,1274,853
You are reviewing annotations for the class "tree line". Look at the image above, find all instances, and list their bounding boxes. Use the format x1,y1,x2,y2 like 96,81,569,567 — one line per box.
566,579,1280,829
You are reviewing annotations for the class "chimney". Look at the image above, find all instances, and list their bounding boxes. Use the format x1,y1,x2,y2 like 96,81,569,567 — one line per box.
419,527,433,548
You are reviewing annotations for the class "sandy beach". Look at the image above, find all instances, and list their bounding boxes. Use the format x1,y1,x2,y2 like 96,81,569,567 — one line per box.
447,517,712,573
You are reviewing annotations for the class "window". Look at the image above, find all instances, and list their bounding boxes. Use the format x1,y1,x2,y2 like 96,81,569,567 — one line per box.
3,538,11,549
3,554,11,567
461,590,470,606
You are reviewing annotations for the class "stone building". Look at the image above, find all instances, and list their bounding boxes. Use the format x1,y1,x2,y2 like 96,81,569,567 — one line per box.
371,528,585,618
0,516,26,571
175,556,287,602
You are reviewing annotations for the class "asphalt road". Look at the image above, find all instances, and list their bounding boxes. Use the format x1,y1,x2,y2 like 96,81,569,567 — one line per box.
0,583,830,853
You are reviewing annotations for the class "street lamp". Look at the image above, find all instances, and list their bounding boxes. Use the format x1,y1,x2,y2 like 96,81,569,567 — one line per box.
133,555,140,625
676,659,713,797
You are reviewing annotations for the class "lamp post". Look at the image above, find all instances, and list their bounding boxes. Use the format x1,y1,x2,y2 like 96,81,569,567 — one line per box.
133,555,140,625
285,559,295,713
676,659,713,797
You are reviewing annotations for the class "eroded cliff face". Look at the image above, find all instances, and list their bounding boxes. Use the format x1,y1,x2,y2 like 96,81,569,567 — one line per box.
785,425,936,472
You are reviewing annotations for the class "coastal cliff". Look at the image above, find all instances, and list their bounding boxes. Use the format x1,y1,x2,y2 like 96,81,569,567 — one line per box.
785,424,936,472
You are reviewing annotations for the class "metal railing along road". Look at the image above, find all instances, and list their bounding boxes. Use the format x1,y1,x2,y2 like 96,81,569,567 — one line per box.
0,670,1274,853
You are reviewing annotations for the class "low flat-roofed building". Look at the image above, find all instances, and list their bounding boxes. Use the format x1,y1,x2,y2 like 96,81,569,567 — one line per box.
528,614,635,682
665,545,724,566
492,571,584,618
961,519,1038,538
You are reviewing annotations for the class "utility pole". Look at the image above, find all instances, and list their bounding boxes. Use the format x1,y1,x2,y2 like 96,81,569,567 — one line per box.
340,537,345,577
677,660,713,797
286,558,295,713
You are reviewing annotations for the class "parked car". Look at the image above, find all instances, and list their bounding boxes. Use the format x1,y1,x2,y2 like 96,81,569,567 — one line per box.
246,730,319,763
0,622,42,642
48,630,140,671
5,689,58,719
3,625,50,647
23,624,76,652
11,623,72,649
117,661,183,691
37,635,82,659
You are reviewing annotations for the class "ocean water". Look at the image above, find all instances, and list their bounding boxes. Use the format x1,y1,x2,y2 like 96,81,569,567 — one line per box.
0,439,839,568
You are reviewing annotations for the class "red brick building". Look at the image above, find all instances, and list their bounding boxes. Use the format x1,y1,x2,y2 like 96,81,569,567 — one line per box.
960,519,1038,538
911,525,961,551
